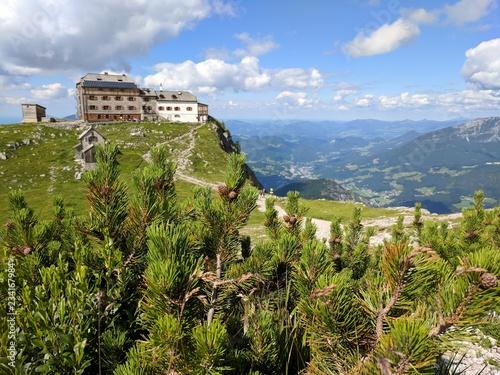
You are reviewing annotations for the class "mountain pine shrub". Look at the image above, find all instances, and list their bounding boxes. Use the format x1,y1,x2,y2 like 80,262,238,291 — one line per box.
0,141,498,374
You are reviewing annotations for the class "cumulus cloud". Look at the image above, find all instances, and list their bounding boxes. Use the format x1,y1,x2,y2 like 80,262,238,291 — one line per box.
378,92,430,109
0,0,215,73
144,57,324,93
461,38,500,90
444,0,496,24
31,83,71,100
356,94,374,107
276,91,314,107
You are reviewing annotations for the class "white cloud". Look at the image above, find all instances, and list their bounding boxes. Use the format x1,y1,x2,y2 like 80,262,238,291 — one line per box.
276,91,314,107
342,17,420,57
356,94,374,107
211,0,239,17
234,33,279,57
444,0,495,24
144,57,324,93
461,38,500,90
31,83,70,100
333,89,357,101
436,89,500,112
342,0,493,58
378,92,431,109
0,0,214,73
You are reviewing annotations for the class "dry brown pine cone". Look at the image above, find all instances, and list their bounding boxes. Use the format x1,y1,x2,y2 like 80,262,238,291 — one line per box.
480,272,498,289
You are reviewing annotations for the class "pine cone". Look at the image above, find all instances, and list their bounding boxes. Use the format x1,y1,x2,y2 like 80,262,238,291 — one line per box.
283,215,290,223
228,191,238,200
289,216,297,225
218,184,229,196
480,273,498,289
12,245,32,257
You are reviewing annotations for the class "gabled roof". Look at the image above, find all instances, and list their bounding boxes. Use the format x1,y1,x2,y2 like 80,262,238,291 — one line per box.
78,126,105,140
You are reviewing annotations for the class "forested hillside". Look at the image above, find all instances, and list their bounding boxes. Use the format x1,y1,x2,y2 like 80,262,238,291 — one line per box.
231,117,500,214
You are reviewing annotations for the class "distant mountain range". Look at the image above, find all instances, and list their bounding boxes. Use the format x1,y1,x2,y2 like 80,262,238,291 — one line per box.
226,118,466,140
227,117,500,214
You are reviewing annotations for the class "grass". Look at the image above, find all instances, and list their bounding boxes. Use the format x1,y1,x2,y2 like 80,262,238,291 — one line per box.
0,121,218,223
0,120,407,240
297,198,399,222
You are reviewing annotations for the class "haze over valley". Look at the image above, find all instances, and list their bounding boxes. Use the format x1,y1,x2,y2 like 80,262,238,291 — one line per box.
228,117,500,213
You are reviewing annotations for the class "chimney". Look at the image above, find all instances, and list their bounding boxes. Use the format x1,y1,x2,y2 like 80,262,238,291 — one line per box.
159,83,163,91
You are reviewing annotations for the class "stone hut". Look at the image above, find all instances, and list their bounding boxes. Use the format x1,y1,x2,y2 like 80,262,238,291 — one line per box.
75,126,106,164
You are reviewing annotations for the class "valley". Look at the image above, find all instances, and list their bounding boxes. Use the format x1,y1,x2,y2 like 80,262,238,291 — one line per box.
228,117,500,214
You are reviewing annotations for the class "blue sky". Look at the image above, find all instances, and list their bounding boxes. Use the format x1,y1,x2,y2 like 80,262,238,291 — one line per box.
0,0,498,123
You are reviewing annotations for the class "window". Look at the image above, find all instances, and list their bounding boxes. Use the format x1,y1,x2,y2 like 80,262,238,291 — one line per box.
102,96,111,100
186,107,193,111
97,114,102,119
166,106,172,111
128,97,136,101
174,114,180,117
89,95,97,100
102,105,111,110
115,96,122,101
143,98,150,102
115,105,124,110
89,105,97,110
128,106,136,110
88,135,98,142
158,106,164,110
174,107,180,111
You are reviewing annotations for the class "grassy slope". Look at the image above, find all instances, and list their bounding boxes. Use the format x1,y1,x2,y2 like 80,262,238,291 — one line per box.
0,121,230,223
0,120,400,235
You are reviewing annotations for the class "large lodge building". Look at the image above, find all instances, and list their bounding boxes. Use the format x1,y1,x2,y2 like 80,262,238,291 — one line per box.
76,72,208,123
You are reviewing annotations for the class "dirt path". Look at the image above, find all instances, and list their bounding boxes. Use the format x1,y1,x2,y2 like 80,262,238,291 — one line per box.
142,126,462,246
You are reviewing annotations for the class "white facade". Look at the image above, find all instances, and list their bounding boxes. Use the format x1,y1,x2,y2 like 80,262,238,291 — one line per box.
156,91,201,123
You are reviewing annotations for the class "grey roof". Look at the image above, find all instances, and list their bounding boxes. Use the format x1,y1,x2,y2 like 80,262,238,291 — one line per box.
82,80,138,89
82,144,95,153
78,126,105,140
21,103,46,109
157,91,198,102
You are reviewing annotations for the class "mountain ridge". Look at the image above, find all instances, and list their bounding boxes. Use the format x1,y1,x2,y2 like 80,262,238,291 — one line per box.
230,117,500,214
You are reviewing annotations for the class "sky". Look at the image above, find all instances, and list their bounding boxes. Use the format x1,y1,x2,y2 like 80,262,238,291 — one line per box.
0,0,499,123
